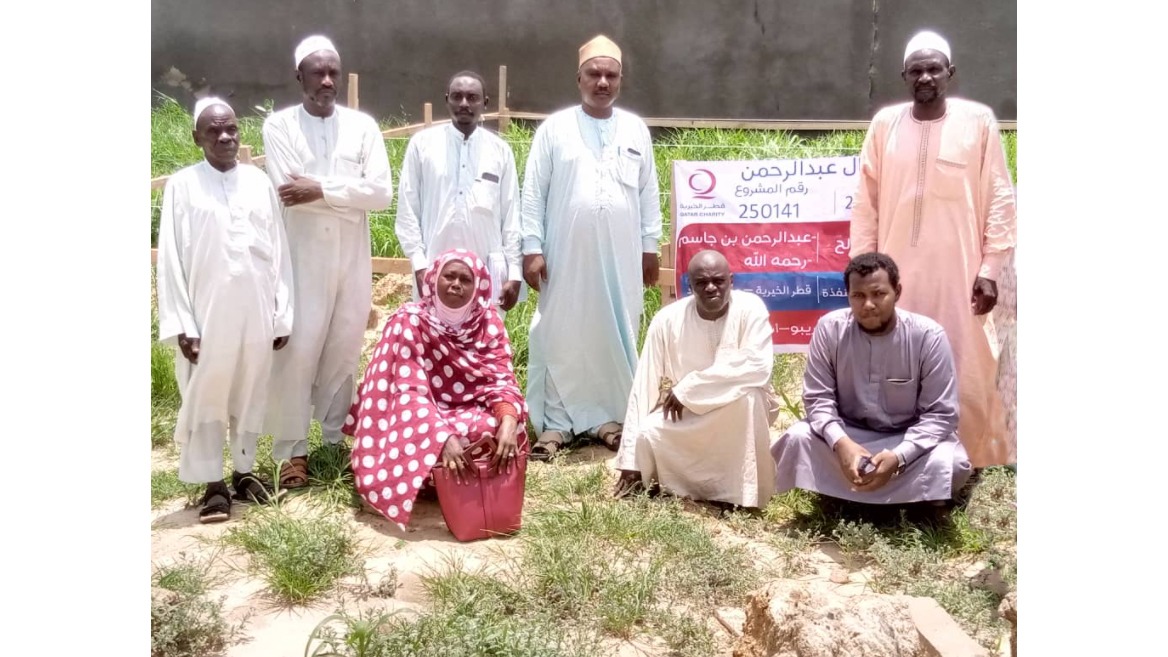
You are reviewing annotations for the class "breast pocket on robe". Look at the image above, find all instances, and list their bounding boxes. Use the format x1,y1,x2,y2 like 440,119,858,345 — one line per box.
617,148,642,190
931,131,975,201
469,172,501,223
334,148,365,179
880,377,919,417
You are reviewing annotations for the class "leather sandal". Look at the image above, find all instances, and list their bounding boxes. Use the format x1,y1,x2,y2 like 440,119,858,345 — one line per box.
596,422,623,452
232,471,280,504
279,456,309,489
529,431,566,462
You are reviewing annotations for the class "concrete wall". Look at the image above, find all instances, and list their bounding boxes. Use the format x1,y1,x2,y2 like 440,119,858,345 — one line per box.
151,0,1016,124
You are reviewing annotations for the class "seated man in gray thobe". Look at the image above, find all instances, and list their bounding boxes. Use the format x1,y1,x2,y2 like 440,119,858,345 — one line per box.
770,252,973,509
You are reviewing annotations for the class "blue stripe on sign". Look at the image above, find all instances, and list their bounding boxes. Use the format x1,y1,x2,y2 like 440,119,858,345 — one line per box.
680,272,850,312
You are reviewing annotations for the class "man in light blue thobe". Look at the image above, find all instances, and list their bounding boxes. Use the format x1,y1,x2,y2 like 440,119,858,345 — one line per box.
520,35,662,458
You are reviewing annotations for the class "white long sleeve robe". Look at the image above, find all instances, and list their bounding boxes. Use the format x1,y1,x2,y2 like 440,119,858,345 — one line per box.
260,104,393,443
156,160,294,446
615,290,780,508
520,106,662,435
394,124,523,305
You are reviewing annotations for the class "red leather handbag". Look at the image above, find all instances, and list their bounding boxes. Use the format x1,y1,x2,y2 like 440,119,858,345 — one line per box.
432,438,527,542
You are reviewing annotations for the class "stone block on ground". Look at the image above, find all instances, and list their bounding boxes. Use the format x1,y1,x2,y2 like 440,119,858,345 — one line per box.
907,596,990,657
998,591,1016,657
731,580,925,657
731,580,991,657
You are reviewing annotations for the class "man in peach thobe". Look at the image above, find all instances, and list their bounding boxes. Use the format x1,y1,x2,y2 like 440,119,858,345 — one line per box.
849,30,1017,468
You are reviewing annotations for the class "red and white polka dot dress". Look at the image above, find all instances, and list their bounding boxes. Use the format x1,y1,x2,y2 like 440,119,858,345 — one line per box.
342,250,529,528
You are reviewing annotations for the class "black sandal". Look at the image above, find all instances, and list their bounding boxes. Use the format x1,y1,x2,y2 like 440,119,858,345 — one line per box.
529,431,566,462
231,471,278,504
199,485,232,524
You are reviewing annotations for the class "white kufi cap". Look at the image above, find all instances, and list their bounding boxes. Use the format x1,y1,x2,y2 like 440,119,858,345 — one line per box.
193,96,231,126
904,30,951,65
295,35,338,68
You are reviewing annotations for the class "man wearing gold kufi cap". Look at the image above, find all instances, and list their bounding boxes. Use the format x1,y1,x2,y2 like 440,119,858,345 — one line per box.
519,34,662,460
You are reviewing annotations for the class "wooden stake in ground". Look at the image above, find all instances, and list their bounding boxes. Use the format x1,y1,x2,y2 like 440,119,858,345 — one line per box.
498,65,509,134
348,73,359,110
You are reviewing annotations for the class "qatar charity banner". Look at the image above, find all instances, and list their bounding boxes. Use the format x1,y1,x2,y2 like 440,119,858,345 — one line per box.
672,156,859,353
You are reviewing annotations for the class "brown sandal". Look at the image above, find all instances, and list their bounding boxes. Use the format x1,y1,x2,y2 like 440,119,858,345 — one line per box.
279,456,309,489
530,431,566,462
596,422,622,452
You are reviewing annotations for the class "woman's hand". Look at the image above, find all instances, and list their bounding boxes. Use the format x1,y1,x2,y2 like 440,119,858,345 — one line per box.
442,437,471,485
490,416,521,474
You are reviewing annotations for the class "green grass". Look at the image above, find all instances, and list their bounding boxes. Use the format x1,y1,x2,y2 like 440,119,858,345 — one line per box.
749,468,1018,650
302,462,752,657
304,440,362,509
305,604,598,657
152,554,245,657
151,469,204,509
153,553,222,596
222,498,364,604
151,270,182,449
1001,130,1017,185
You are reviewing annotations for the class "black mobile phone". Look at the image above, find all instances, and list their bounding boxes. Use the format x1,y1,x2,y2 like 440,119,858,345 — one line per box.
858,456,876,476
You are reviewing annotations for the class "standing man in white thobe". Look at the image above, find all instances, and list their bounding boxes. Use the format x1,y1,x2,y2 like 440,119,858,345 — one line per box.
157,97,294,522
395,70,523,311
261,35,394,489
613,251,779,509
521,35,662,460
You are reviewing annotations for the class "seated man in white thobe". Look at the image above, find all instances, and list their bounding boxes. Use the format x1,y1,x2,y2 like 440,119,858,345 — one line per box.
770,252,973,516
613,250,779,509
395,70,523,312
156,98,294,523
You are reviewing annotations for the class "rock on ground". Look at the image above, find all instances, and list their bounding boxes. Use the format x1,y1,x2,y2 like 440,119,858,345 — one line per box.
998,591,1017,657
732,580,925,657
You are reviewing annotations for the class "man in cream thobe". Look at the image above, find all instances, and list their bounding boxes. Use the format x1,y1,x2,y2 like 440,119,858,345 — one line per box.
849,30,1017,468
771,253,973,510
395,70,523,311
157,98,293,522
261,35,393,484
522,35,662,457
614,251,779,508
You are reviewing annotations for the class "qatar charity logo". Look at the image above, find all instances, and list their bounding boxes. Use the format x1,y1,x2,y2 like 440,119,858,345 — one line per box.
687,168,716,199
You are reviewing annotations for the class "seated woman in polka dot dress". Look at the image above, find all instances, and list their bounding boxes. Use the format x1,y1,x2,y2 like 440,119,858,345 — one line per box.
342,248,529,529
